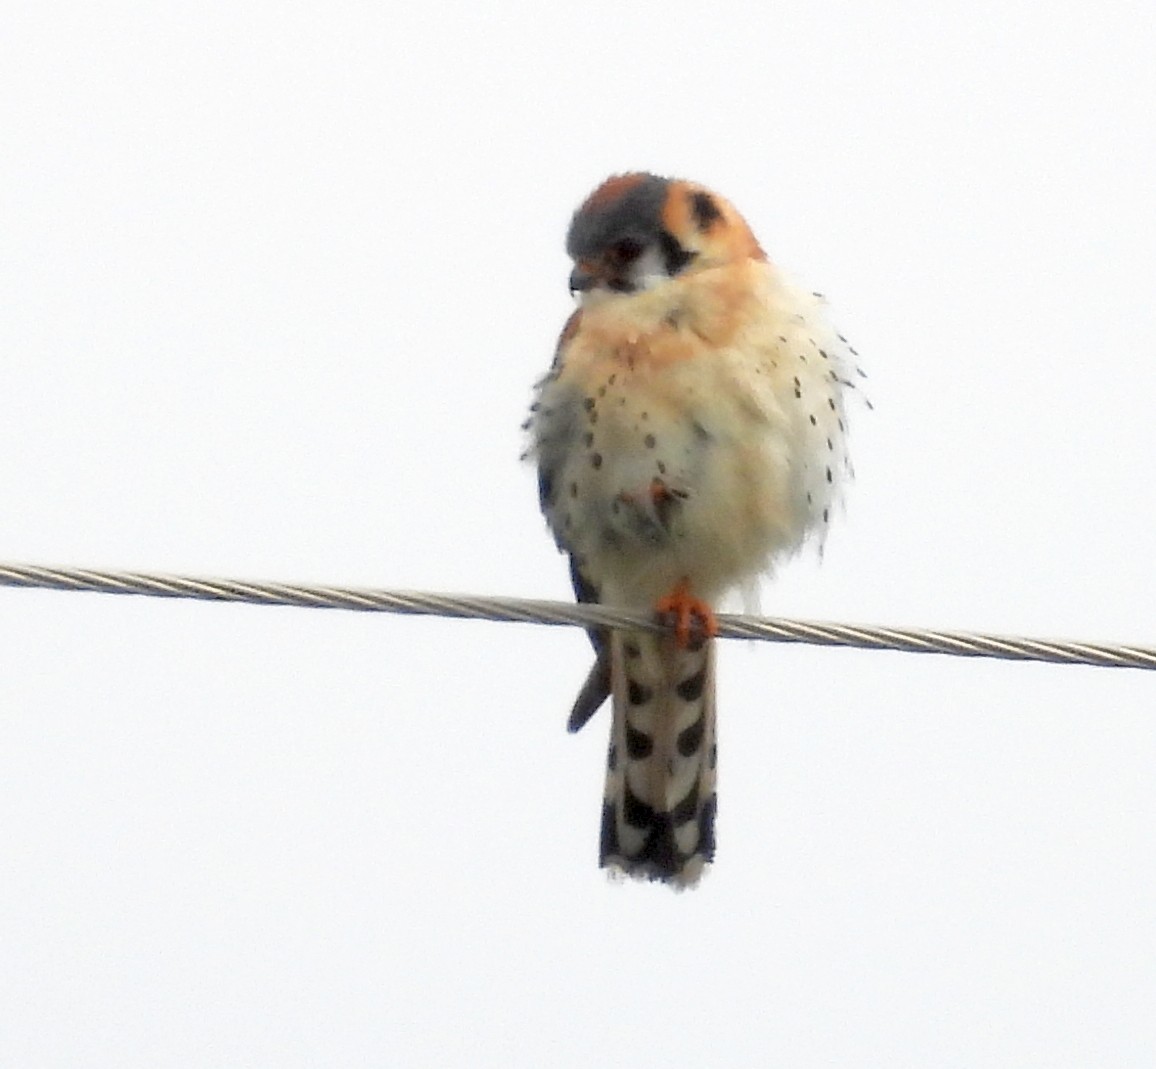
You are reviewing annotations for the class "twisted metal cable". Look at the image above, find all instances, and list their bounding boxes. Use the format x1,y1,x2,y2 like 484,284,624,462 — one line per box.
1,561,1153,672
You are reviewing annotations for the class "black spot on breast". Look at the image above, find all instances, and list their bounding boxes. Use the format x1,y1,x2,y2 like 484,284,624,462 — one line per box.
626,725,653,759
677,715,705,756
659,231,696,276
583,397,595,411
591,452,603,469
676,668,706,703
690,190,722,230
809,414,817,426
644,433,656,448
709,742,718,769
583,431,594,446
823,507,830,522
569,481,578,498
607,742,618,772
826,466,833,483
628,679,653,705
656,461,666,475
623,640,640,659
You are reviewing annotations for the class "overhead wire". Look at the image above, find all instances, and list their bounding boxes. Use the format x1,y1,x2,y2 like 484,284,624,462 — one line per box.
1,561,1152,672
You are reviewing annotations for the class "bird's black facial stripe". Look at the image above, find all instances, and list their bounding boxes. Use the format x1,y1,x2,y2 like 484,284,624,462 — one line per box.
608,236,644,265
689,191,722,230
659,231,696,276
587,233,696,294
614,238,642,261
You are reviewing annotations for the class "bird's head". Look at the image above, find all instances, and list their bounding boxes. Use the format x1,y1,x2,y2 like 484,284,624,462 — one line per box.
565,172,765,300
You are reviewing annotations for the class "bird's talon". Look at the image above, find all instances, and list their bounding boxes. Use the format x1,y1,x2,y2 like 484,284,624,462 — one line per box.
654,579,717,650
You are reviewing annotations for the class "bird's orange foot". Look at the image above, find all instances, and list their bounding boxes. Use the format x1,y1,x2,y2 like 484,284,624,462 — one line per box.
655,579,718,650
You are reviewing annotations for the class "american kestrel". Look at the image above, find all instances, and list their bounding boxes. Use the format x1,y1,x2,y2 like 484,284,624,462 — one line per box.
526,172,861,887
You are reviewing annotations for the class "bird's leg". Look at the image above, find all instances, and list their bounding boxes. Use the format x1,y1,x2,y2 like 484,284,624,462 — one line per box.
648,477,687,529
613,477,688,537
655,578,718,651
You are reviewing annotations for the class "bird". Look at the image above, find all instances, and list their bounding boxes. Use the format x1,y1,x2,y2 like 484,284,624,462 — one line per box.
525,172,862,887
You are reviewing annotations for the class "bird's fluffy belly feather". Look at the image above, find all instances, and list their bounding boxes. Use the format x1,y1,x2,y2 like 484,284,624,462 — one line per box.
531,261,855,611
538,349,813,608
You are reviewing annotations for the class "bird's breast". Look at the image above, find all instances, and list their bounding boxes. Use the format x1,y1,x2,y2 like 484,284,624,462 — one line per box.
531,261,857,607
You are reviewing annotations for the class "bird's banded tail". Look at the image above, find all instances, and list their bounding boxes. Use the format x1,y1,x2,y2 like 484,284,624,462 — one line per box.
600,629,717,887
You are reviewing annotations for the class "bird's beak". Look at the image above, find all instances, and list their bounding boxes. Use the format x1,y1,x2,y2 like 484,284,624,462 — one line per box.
569,262,598,294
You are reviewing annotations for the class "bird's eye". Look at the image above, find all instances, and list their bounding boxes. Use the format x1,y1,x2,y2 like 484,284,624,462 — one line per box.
609,238,643,264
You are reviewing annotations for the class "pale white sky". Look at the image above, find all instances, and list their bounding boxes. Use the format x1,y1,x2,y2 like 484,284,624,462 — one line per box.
2,2,1154,1065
